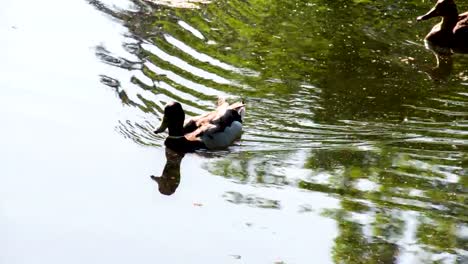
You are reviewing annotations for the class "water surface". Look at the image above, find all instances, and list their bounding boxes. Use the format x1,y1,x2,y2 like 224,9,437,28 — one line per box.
1,0,467,263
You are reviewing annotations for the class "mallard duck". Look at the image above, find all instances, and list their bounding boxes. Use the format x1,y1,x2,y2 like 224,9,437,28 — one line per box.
154,98,245,152
417,0,468,54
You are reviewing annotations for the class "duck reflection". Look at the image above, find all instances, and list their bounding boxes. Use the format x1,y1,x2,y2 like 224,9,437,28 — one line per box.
425,50,453,81
150,148,185,195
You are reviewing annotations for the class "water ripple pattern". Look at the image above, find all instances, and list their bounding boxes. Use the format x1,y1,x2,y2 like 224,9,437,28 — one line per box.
88,0,468,261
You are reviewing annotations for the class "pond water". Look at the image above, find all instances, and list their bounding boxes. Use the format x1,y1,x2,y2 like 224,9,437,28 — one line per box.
1,0,467,263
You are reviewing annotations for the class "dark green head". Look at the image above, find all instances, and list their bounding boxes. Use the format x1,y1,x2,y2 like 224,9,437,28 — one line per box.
154,102,185,136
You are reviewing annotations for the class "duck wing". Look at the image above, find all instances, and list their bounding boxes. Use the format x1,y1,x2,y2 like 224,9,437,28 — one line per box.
200,109,244,149
182,101,245,134
184,101,245,149
184,122,216,141
453,13,468,52
228,101,245,111
182,110,217,134
196,108,244,138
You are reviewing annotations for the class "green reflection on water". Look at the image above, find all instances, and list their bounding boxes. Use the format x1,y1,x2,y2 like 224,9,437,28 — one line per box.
89,0,468,262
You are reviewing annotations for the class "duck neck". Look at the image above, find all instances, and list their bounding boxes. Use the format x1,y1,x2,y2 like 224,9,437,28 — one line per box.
168,124,184,137
440,4,459,31
440,15,458,31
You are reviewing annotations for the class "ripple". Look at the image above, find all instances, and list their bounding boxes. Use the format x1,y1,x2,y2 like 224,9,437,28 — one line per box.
164,34,258,76
178,20,204,39
90,0,468,260
141,41,235,85
143,61,227,99
143,0,211,9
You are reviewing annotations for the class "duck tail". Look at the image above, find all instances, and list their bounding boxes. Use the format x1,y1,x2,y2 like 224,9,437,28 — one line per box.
239,106,246,122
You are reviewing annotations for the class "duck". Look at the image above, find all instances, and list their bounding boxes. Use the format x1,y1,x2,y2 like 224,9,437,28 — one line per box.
417,0,468,54
154,98,245,152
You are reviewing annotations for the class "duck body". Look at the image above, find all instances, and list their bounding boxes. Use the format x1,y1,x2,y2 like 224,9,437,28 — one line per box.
453,12,468,52
200,120,243,149
154,99,245,153
418,0,468,54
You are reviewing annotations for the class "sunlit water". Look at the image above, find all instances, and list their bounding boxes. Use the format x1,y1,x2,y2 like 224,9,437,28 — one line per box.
1,0,467,263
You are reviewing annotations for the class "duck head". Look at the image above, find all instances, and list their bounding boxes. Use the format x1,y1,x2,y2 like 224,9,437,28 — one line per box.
417,0,458,21
154,102,185,136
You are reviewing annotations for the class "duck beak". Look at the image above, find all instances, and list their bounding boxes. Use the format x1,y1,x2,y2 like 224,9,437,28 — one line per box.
154,115,168,134
417,7,439,21
150,175,161,183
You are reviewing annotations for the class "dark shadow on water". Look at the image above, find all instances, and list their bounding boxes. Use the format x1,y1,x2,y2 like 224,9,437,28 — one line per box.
151,148,184,195
421,42,468,83
150,146,246,196
423,49,454,82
